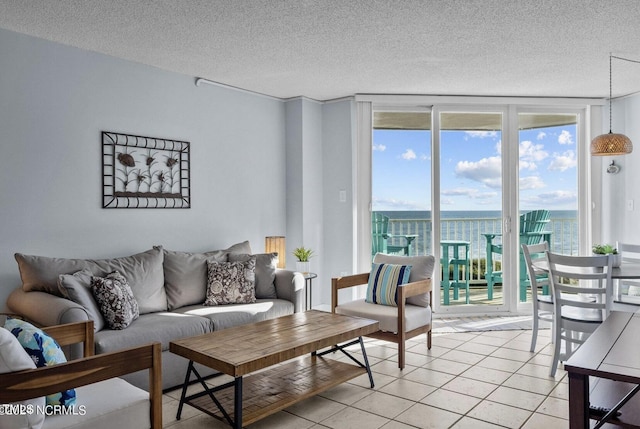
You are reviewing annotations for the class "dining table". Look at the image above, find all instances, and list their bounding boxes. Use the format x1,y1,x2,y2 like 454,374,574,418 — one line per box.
564,310,640,428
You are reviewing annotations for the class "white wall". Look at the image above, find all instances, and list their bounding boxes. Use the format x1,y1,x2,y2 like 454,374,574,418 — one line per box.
285,98,357,308
321,100,356,301
597,95,640,245
0,29,287,310
285,98,327,307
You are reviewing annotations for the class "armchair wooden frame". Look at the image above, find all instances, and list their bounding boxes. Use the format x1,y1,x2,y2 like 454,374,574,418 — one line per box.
331,273,432,369
0,320,163,429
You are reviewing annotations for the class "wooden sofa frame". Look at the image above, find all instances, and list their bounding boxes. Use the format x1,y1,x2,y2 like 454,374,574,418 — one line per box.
0,320,162,429
331,273,432,369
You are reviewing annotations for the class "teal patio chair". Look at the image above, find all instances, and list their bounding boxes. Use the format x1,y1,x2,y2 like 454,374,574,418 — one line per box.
483,210,551,301
372,212,418,256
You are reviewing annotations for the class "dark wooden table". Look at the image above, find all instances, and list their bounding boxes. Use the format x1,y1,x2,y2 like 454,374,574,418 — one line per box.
170,311,379,428
564,311,640,429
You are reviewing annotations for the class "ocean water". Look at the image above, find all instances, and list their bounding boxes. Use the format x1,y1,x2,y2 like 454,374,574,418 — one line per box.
377,210,578,258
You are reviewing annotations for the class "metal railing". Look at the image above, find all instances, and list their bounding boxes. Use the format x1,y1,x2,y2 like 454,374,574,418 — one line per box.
385,216,578,283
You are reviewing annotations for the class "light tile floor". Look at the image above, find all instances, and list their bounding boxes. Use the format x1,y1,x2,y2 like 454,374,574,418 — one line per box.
162,328,568,429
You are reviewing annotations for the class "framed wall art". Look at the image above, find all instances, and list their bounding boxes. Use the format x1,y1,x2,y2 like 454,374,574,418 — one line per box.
102,131,191,208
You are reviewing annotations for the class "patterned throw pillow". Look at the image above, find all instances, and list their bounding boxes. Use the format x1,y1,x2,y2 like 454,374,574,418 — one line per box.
366,263,412,307
91,271,139,330
4,318,77,407
204,257,257,305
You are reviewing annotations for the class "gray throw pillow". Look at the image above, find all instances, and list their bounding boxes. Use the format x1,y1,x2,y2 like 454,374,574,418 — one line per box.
162,241,253,310
204,258,257,305
373,253,435,307
91,271,139,330
228,253,278,299
57,269,106,332
15,247,166,315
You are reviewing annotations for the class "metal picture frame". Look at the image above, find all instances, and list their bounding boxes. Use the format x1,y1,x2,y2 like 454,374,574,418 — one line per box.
102,131,191,208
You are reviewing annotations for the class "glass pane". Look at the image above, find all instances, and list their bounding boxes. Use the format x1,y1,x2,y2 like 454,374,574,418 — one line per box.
518,113,579,303
372,111,432,258
439,111,503,307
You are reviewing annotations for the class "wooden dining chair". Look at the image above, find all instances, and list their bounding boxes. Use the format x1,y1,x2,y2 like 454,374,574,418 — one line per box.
521,242,552,352
616,241,640,300
545,251,613,377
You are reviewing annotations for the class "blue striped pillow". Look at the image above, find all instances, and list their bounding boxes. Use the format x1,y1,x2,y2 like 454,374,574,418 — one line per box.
366,263,412,306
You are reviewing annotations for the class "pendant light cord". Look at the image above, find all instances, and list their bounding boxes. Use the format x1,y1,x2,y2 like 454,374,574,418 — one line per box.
607,55,640,133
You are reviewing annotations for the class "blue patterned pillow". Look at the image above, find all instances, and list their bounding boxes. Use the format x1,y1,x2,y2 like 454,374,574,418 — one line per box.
366,263,412,306
4,318,77,407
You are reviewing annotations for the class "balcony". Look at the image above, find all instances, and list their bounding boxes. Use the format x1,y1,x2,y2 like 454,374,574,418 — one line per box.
383,214,578,305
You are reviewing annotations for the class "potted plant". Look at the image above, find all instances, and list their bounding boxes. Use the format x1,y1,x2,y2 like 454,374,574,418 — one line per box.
293,247,313,274
592,244,621,267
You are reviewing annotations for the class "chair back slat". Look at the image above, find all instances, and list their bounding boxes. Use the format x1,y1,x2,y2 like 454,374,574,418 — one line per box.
546,250,614,377
519,210,550,245
520,209,551,232
546,251,613,316
371,212,389,255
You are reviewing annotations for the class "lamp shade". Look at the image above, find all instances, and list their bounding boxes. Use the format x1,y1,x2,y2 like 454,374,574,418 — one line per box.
265,236,286,269
590,132,633,156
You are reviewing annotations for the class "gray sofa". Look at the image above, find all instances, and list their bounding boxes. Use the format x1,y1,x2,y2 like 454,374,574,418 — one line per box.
6,241,305,391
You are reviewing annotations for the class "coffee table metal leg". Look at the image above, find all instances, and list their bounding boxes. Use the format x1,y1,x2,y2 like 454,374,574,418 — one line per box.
234,376,243,429
358,336,375,388
176,360,195,420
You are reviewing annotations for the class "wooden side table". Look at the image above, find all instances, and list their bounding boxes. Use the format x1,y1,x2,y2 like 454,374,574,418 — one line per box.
304,273,317,310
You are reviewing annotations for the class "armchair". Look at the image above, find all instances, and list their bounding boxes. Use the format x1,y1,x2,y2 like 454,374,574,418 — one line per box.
372,212,417,256
0,320,162,429
331,253,433,369
484,209,551,301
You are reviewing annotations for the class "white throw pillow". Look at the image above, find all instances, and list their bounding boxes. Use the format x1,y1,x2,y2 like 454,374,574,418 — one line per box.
0,327,46,429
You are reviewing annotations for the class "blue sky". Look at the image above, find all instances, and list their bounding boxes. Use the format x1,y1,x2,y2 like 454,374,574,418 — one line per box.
372,124,577,212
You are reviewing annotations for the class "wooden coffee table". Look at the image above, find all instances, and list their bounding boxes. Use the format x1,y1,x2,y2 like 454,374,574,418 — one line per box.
170,310,379,428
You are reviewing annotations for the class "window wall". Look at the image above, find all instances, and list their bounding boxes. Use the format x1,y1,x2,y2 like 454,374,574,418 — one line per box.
358,96,592,314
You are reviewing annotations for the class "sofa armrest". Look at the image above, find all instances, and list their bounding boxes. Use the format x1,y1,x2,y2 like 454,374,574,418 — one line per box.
6,287,90,327
274,269,305,313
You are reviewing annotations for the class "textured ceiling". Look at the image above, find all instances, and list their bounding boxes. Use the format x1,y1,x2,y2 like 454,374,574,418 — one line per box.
1,0,640,101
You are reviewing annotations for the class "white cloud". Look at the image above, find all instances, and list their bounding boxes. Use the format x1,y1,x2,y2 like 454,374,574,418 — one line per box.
519,175,545,190
455,156,502,188
558,130,574,145
548,150,576,171
519,140,549,171
372,197,426,210
372,143,386,151
441,188,498,201
520,140,548,161
420,153,430,161
537,131,546,140
441,188,477,196
465,131,498,138
441,198,455,206
473,191,498,200
521,190,576,207
401,149,416,160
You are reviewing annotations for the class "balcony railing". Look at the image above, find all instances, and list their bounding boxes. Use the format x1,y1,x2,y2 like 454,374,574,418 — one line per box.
385,216,578,284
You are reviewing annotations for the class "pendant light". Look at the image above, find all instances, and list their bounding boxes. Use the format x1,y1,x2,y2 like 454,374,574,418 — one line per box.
590,55,633,156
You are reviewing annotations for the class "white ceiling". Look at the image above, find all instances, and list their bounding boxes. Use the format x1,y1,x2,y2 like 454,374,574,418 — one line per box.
1,0,640,101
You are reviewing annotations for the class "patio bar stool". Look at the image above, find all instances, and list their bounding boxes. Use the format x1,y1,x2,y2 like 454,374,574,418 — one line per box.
440,240,471,305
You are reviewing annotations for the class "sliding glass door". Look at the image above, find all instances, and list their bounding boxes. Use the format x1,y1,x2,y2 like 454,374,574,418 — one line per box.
436,108,507,311
364,98,587,315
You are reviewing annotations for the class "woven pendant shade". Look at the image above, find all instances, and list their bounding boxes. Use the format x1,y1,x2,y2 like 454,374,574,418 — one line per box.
591,54,635,156
591,132,633,156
